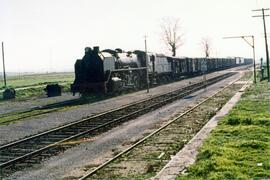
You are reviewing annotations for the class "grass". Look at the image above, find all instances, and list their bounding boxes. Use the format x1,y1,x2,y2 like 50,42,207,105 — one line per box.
0,72,74,100
241,71,252,81
258,65,269,81
177,80,270,179
0,108,58,125
0,72,74,90
0,83,72,101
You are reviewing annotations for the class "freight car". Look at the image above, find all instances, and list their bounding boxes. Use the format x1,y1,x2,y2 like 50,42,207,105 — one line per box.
71,46,252,94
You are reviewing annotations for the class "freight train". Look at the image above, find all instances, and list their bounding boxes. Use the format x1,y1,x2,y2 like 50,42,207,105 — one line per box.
71,46,252,94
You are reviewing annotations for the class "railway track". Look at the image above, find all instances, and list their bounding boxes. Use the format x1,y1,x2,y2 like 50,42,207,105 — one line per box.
0,69,243,125
0,75,206,125
0,72,235,177
79,76,245,179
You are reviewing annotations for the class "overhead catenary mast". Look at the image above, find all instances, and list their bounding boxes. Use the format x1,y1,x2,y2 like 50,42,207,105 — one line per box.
223,35,257,83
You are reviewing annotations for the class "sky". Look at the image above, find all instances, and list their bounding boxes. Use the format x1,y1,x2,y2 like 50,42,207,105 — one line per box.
0,0,269,72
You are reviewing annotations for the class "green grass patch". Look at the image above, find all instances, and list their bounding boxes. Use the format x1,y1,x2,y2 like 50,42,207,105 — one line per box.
0,108,57,125
177,80,270,179
0,73,74,100
0,72,74,90
241,71,252,81
0,82,72,101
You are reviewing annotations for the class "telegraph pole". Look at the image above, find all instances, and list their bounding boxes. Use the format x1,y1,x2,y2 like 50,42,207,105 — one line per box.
1,42,7,87
144,36,149,93
252,8,270,82
223,35,256,83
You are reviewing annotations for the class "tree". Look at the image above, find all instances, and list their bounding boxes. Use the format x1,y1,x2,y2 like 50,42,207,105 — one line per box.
201,38,212,58
161,18,184,57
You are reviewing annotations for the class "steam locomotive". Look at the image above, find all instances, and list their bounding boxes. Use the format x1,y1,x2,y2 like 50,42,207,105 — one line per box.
71,46,252,94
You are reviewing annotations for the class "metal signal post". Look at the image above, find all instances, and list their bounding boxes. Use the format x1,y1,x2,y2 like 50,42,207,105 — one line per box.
1,42,7,87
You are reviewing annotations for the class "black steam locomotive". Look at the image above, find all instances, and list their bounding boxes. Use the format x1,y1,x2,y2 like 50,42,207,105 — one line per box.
71,46,252,94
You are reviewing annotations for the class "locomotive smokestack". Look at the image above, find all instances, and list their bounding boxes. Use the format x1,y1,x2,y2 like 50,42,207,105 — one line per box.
93,46,99,53
84,47,91,54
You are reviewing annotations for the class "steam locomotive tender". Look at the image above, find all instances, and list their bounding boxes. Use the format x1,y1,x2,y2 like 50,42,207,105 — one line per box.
71,46,252,94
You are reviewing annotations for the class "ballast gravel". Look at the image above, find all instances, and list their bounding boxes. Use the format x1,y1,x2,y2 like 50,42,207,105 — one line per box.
0,67,246,146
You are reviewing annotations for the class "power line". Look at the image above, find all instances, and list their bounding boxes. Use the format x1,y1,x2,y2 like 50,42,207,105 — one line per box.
252,8,270,82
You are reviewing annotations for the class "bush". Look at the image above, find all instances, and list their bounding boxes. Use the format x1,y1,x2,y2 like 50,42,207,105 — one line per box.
226,117,240,125
3,88,16,99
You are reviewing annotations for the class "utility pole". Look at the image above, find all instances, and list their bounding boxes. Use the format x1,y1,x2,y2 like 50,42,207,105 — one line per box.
223,35,256,83
202,58,207,89
144,36,149,93
252,8,270,82
1,42,7,87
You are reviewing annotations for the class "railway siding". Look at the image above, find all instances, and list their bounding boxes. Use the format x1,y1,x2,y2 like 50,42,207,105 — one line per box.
80,78,245,179
177,80,270,179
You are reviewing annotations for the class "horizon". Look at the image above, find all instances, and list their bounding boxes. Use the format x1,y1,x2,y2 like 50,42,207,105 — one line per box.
1,0,269,72
0,54,260,75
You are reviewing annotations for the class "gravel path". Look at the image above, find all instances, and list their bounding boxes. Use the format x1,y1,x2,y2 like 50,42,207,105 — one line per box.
3,71,245,180
0,67,247,146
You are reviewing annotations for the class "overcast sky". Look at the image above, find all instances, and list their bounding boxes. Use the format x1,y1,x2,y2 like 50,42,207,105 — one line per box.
0,0,269,72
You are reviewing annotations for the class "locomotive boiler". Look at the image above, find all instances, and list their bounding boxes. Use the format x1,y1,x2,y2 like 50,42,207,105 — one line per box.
71,47,150,94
